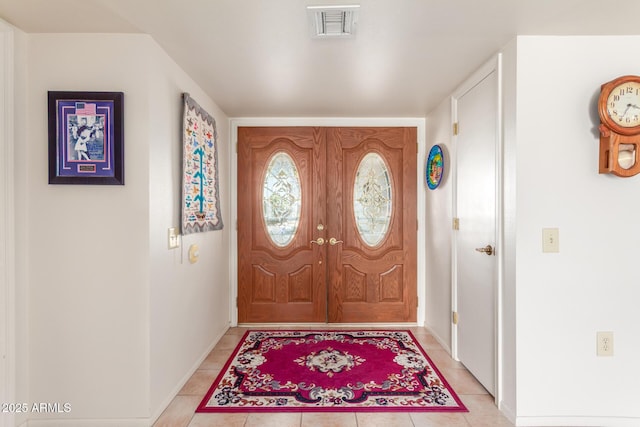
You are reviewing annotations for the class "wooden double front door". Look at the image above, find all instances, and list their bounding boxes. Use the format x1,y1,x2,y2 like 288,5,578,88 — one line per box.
237,127,417,323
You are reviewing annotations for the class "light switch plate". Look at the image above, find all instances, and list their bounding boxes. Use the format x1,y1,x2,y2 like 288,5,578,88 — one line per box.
542,228,559,253
168,227,180,249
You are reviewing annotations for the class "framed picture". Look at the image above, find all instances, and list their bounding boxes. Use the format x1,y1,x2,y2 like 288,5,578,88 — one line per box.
48,91,124,185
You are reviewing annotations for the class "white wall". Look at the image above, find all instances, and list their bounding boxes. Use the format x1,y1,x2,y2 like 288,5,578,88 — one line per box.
426,52,518,419
426,35,640,426
13,24,640,427
147,42,230,417
424,99,453,350
25,34,151,423
11,24,28,427
0,19,14,427
15,33,230,425
514,36,640,426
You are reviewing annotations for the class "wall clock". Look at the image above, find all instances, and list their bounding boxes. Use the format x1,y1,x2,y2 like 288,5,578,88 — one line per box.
598,75,640,177
426,144,444,189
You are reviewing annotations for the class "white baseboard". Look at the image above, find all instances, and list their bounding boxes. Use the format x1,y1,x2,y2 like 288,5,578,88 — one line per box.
149,322,230,425
20,324,231,427
516,416,640,426
25,419,148,427
423,324,452,354
499,400,516,424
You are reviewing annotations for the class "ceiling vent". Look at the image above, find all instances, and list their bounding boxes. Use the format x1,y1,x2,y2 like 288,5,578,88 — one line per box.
307,5,360,38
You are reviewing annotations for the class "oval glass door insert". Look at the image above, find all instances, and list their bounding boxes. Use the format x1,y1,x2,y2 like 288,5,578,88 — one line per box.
262,152,302,247
353,152,392,246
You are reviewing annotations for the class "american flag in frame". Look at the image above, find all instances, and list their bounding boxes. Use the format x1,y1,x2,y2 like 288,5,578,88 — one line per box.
47,91,124,185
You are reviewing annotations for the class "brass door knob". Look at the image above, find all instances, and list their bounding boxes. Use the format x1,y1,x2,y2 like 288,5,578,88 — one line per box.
475,245,494,256
329,237,343,246
310,237,325,246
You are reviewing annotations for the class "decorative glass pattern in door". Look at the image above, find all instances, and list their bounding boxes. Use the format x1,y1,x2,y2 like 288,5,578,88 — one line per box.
353,152,393,247
262,152,301,247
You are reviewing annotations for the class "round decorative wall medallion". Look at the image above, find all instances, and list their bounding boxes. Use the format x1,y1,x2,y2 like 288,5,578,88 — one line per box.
426,145,444,190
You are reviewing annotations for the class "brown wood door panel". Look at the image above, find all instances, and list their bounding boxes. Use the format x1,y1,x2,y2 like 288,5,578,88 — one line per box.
326,127,417,323
237,126,416,323
237,127,327,323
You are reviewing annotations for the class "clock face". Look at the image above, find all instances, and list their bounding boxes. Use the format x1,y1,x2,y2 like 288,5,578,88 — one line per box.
606,80,640,128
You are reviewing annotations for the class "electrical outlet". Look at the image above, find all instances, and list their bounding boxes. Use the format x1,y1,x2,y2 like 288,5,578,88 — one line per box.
597,331,613,356
168,227,180,249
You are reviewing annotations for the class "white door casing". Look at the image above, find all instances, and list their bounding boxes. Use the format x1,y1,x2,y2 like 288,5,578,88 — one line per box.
452,55,503,400
0,20,15,427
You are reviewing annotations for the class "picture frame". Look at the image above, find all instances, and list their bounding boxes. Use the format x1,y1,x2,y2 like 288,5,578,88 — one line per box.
48,91,124,185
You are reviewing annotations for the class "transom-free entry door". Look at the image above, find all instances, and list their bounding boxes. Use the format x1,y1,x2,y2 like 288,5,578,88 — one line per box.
237,127,416,323
326,128,417,322
237,127,326,323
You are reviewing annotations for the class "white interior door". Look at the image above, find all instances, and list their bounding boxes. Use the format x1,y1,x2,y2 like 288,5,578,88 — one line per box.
455,68,498,395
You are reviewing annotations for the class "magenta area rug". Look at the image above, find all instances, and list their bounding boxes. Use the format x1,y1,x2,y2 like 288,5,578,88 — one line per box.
197,330,467,412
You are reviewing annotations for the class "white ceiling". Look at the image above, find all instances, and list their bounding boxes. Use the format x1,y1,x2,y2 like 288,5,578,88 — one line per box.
1,0,640,117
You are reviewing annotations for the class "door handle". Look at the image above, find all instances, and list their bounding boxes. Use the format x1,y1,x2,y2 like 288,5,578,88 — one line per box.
475,245,494,256
329,237,343,246
310,237,325,246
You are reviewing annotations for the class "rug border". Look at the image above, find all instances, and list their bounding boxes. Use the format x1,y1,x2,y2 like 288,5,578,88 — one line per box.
196,329,468,413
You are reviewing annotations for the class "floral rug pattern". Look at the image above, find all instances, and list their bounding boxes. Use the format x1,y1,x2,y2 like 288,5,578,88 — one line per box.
197,330,467,412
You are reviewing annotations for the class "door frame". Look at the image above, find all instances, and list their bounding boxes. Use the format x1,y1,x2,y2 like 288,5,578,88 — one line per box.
229,118,426,326
0,20,16,427
451,54,504,405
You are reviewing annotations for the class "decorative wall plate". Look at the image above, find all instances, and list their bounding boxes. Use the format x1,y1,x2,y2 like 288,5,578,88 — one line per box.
426,144,444,189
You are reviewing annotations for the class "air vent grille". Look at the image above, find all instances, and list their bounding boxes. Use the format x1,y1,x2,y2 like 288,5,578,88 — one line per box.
307,5,359,38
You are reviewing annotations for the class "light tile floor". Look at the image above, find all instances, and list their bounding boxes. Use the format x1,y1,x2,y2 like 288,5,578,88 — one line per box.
153,327,514,427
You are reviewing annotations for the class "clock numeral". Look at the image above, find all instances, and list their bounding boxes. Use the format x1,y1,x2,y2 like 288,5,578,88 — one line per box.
614,95,620,102
627,86,634,94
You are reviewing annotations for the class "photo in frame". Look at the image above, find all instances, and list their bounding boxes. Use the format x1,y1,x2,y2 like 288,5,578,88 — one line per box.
48,91,124,185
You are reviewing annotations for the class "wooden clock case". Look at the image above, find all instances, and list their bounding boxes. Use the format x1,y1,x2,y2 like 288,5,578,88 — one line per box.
598,75,640,177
